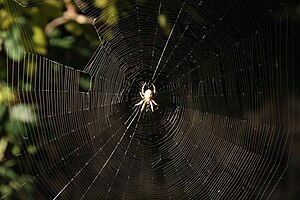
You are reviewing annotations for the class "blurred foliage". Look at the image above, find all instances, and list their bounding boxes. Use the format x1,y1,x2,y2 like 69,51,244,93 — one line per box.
0,0,100,198
0,82,35,199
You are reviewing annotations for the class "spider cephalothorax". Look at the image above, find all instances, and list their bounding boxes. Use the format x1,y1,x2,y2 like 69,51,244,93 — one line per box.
135,83,159,112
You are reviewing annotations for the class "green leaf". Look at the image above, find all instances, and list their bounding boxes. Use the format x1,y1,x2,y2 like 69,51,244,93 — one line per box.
0,31,9,39
47,28,61,38
4,22,26,61
10,104,37,123
49,36,76,49
4,39,25,61
11,145,21,156
23,181,34,193
0,83,15,106
65,22,83,37
159,14,171,36
3,159,16,168
31,25,47,55
5,120,27,139
5,168,17,179
0,185,13,197
0,101,8,120
0,10,14,30
94,0,109,8
0,137,8,161
79,76,91,91
0,166,5,176
27,145,37,155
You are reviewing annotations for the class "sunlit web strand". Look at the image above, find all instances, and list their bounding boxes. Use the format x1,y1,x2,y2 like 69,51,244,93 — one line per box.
83,25,141,91
80,2,146,90
151,0,186,83
150,1,162,72
79,109,142,199
35,104,128,176
8,51,138,198
53,108,140,200
151,0,213,85
4,1,294,199
104,129,144,199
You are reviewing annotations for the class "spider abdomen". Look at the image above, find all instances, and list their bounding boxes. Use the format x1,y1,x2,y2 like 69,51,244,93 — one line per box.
144,89,153,101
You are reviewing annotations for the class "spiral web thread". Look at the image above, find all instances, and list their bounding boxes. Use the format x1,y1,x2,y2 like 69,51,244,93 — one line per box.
3,0,294,199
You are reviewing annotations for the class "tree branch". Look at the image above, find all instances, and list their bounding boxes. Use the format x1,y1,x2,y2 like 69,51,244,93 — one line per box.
45,0,94,34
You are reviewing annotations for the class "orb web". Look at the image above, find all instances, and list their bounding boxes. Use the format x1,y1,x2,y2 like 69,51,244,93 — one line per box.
3,0,295,199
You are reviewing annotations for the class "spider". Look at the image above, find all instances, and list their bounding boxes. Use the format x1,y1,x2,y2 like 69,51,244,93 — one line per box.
135,83,159,112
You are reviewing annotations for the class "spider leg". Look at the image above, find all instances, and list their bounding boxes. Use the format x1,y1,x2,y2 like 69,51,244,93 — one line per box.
135,100,144,106
141,102,146,111
152,84,156,94
139,92,144,98
142,83,146,95
152,99,159,106
150,101,154,112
